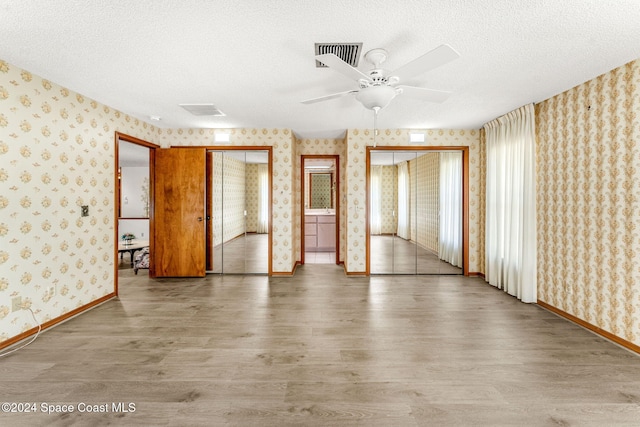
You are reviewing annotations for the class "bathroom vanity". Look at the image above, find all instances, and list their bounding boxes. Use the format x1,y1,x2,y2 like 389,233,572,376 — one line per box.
304,210,336,252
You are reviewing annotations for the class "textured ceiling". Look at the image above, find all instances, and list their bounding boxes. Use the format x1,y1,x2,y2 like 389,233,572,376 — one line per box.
2,0,640,138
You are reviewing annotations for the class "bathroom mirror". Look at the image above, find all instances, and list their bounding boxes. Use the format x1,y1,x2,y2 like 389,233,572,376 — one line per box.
309,173,333,209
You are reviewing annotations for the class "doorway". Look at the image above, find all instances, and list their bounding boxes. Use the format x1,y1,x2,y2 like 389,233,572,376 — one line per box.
115,132,156,292
301,155,340,265
206,149,272,275
367,147,467,275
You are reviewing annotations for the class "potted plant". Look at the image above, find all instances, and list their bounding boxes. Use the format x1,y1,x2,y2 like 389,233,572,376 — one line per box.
121,233,136,244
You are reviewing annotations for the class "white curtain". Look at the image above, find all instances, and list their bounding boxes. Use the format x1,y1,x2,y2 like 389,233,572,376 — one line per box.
484,103,537,303
370,165,382,235
396,161,410,240
439,152,462,267
257,164,269,234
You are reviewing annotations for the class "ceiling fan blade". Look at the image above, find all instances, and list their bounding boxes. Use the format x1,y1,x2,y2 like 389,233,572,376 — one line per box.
396,85,452,103
316,53,372,83
390,44,460,82
301,90,358,104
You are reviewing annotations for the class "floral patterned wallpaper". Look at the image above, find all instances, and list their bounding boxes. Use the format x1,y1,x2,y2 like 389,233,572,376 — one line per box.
211,152,245,245
0,59,158,343
536,58,640,347
379,165,397,234
410,153,439,253
245,163,259,232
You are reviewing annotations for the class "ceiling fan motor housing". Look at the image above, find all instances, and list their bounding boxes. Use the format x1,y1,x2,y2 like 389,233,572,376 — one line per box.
360,69,390,88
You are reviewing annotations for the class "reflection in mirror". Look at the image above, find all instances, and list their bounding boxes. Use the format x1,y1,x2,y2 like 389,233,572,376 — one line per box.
369,150,462,275
304,159,336,212
118,141,150,218
117,138,150,273
310,173,333,209
207,150,269,274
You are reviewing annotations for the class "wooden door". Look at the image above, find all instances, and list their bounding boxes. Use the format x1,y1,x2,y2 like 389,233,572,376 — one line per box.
154,147,206,277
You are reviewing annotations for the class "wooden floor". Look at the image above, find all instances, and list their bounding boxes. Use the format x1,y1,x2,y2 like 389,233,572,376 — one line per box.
3,265,640,426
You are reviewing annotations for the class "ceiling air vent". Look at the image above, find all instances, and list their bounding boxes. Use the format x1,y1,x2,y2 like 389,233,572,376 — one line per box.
314,43,362,68
179,104,225,116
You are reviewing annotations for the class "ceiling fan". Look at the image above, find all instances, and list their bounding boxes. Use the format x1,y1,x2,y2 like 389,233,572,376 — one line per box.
301,44,460,112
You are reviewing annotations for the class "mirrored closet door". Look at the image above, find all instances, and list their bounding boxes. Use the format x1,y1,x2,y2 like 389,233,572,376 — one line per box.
369,150,463,275
207,150,270,274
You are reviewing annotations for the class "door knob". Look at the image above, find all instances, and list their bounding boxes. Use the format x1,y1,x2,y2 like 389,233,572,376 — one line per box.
197,217,203,222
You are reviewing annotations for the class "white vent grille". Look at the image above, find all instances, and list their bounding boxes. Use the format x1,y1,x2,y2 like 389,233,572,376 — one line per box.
315,43,362,67
179,104,225,116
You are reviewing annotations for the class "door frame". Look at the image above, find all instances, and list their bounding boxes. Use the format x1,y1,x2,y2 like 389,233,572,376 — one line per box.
365,146,469,276
205,146,273,275
114,132,158,295
301,155,341,265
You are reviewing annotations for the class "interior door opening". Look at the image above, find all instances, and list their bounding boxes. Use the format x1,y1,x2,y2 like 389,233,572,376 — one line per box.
301,155,340,265
115,133,156,290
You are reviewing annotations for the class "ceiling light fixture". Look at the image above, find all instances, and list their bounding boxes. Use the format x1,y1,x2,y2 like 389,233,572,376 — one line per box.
410,132,425,143
355,85,398,110
214,132,230,143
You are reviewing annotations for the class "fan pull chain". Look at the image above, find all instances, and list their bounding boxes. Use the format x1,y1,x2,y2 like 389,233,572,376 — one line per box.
373,106,380,147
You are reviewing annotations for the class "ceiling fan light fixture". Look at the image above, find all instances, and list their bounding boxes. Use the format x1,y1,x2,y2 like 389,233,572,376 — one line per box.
356,85,397,110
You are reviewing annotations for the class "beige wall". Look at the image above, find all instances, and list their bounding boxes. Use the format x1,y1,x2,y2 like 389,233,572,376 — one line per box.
379,165,397,234
211,153,245,244
536,58,640,347
245,163,259,232
411,153,439,253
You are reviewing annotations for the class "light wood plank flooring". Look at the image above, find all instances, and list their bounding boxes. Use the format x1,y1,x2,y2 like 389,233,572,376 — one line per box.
2,265,640,425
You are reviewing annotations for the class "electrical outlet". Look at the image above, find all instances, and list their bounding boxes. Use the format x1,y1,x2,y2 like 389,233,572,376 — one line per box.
12,296,22,312
81,205,89,217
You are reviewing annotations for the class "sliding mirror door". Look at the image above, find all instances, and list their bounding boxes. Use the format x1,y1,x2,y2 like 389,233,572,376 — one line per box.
369,150,463,275
207,150,270,274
